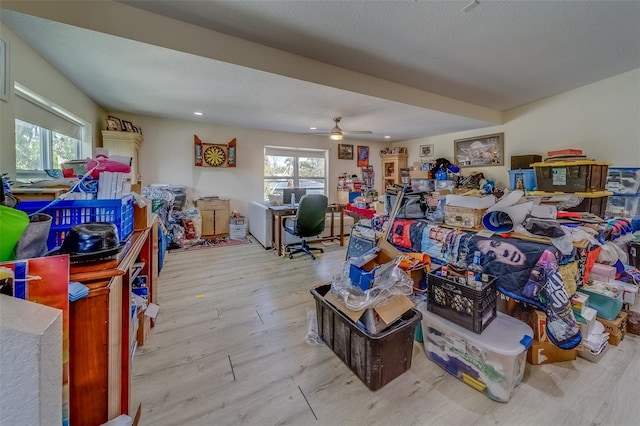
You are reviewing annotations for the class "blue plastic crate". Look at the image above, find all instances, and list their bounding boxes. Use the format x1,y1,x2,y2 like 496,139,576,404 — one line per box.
16,196,134,250
508,169,537,191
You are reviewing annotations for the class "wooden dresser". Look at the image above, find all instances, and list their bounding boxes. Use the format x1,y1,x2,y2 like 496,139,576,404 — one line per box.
68,218,159,425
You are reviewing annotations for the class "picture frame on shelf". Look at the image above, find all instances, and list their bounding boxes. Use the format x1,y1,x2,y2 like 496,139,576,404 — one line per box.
106,118,120,131
122,120,135,132
338,144,354,160
133,125,143,135
107,115,122,131
420,144,434,158
454,132,504,167
357,146,369,167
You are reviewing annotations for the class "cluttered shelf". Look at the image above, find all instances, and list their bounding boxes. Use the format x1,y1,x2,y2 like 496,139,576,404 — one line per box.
66,221,159,425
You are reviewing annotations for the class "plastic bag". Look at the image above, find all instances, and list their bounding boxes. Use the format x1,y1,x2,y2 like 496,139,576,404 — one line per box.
386,191,430,219
330,257,414,312
305,309,324,345
597,241,628,265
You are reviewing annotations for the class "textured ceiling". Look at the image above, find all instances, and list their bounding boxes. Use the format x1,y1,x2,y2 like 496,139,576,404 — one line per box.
2,0,639,142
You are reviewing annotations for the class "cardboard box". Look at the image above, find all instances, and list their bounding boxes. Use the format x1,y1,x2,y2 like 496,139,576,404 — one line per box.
528,309,549,343
527,340,577,365
577,342,609,363
409,170,430,179
597,311,627,346
445,194,496,209
324,290,414,334
229,224,247,240
571,292,589,315
444,205,487,230
230,216,246,225
134,200,153,230
137,311,151,347
626,311,640,335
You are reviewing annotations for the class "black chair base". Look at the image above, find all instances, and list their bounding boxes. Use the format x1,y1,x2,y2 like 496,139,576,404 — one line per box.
286,239,323,260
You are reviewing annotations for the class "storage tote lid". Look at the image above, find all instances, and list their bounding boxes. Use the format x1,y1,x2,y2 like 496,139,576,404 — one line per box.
420,306,533,357
531,160,611,167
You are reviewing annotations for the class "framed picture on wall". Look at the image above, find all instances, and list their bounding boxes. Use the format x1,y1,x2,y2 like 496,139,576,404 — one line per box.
338,144,354,160
357,146,369,167
420,144,434,158
454,133,504,167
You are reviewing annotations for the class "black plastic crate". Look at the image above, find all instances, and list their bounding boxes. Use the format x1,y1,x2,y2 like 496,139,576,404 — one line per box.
310,284,421,391
427,272,497,334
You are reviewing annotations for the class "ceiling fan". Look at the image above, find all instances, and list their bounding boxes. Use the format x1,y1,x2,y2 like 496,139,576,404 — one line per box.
310,117,373,141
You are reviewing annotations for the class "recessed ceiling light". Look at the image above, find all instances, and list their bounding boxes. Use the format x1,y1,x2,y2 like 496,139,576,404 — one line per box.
384,136,391,139
310,127,317,130
194,112,203,116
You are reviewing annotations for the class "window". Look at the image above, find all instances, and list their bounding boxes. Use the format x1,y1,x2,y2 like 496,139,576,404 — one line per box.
14,83,88,180
264,146,328,202
15,119,81,173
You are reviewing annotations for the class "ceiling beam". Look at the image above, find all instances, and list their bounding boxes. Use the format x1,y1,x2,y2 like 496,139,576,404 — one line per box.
2,0,502,125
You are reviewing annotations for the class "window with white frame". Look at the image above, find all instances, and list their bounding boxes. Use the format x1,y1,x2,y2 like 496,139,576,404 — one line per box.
14,83,88,180
263,146,328,202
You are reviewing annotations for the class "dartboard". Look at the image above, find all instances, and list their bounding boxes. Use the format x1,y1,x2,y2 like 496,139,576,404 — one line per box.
203,145,226,167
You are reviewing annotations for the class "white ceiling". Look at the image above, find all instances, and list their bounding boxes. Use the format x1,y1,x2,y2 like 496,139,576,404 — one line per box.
2,0,639,142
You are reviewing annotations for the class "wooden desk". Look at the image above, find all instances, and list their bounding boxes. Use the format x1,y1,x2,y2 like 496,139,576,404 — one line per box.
68,219,158,425
11,187,67,200
269,204,345,256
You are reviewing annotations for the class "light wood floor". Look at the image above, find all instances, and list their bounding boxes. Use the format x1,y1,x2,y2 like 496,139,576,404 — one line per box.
132,237,640,426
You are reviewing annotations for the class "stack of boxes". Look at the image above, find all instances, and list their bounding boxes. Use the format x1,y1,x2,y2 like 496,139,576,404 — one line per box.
229,214,247,240
530,154,611,218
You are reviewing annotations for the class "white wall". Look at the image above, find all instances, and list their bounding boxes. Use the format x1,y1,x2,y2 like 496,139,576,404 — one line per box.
109,112,389,215
0,295,62,426
0,23,106,176
3,23,638,206
395,68,640,188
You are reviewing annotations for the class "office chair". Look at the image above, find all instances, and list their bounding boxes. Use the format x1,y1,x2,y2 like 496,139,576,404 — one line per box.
283,194,328,260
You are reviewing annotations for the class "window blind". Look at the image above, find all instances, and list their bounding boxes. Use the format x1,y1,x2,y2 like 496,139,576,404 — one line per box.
264,146,326,159
15,93,83,140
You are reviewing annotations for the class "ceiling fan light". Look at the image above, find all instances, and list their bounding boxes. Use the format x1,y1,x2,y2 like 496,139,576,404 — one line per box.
329,123,343,140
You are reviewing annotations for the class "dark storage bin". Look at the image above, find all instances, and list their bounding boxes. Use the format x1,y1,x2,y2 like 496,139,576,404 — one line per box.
310,284,421,391
511,155,542,170
567,193,609,218
532,161,608,193
427,272,497,334
629,241,640,269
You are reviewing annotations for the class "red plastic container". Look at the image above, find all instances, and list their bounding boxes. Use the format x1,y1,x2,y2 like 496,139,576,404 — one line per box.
547,148,583,157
